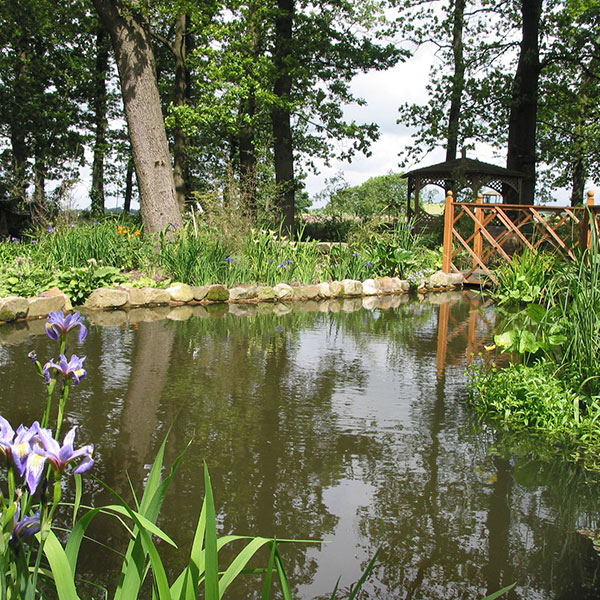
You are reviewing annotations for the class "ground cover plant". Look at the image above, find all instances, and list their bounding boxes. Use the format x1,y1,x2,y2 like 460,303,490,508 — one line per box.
0,213,443,304
470,232,600,470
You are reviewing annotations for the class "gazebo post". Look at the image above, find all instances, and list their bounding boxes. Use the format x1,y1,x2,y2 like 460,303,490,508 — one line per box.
442,190,454,273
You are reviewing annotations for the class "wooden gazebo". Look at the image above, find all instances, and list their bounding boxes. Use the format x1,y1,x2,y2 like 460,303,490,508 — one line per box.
402,155,527,216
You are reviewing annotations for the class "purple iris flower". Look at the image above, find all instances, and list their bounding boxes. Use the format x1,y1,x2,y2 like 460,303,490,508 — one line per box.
43,354,87,385
352,252,360,257
3,422,39,478
225,257,233,264
45,311,88,344
285,259,293,264
13,509,41,538
46,226,55,233
93,221,100,225
11,237,19,242
0,416,15,456
365,262,373,267
27,425,94,493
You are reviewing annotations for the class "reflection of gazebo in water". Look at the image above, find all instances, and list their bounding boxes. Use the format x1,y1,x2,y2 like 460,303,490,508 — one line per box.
402,154,527,217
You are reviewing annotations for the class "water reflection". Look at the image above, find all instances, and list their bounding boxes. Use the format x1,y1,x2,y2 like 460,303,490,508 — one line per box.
0,293,598,598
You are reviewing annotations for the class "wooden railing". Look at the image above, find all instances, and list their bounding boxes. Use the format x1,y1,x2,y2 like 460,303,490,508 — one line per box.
442,190,599,285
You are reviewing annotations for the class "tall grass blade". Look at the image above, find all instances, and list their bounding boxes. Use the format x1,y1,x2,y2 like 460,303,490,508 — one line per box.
203,463,219,600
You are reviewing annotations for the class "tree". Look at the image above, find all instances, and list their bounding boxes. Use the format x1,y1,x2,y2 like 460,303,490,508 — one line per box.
324,172,408,218
92,0,181,233
505,0,543,204
0,0,89,218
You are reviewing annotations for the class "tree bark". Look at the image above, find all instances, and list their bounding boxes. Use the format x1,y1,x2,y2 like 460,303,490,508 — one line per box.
91,24,110,218
445,0,466,163
124,154,134,213
271,0,295,235
92,0,181,233
172,13,190,213
505,0,542,205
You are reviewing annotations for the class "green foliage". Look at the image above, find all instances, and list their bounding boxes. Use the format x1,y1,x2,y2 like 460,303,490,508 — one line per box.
350,219,442,280
469,360,600,469
0,257,56,297
323,173,407,218
491,250,556,305
51,264,126,304
33,220,152,271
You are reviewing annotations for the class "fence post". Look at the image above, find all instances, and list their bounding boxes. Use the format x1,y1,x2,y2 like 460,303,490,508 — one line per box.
442,190,454,273
587,190,595,248
473,194,483,269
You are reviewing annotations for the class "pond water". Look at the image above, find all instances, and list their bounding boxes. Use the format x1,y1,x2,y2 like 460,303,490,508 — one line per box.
0,292,599,599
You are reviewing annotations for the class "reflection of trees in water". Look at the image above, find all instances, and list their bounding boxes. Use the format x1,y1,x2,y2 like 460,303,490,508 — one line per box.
2,298,600,598
151,311,385,596
353,331,600,600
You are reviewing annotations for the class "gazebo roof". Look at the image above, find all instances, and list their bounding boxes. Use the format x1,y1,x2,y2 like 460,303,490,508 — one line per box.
402,154,528,214
402,157,526,180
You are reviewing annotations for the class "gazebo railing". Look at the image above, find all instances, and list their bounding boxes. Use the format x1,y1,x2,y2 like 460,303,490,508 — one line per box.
442,190,598,285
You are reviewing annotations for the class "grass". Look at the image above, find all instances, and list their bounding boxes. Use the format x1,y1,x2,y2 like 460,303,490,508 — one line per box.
0,214,444,303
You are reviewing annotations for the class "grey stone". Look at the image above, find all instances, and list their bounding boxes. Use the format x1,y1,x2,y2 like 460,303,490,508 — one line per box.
229,285,259,301
192,285,209,301
85,288,128,309
329,281,344,297
318,282,331,298
40,288,73,312
0,297,28,322
27,295,67,318
166,284,195,303
377,277,399,293
428,271,449,287
341,279,362,296
127,287,170,306
273,283,294,299
362,279,379,296
257,286,276,301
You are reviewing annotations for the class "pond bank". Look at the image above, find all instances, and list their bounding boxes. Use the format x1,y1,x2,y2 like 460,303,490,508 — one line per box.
0,270,464,325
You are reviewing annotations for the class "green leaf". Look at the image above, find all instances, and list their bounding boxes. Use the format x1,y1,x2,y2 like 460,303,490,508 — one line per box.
482,582,516,599
526,303,546,323
42,530,81,600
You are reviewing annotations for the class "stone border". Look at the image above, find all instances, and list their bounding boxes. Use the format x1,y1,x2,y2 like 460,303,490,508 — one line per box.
0,271,463,325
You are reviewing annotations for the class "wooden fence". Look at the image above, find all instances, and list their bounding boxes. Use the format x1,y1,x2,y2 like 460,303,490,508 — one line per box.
442,190,599,285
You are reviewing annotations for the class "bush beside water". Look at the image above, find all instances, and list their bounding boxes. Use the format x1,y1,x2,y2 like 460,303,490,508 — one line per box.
469,242,600,471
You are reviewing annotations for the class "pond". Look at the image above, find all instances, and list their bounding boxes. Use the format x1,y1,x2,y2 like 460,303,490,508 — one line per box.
0,292,599,599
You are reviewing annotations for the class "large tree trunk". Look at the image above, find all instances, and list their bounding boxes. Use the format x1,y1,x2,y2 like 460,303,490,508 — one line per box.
271,0,295,235
91,24,110,218
92,0,181,233
505,0,542,205
172,13,190,213
445,0,466,163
